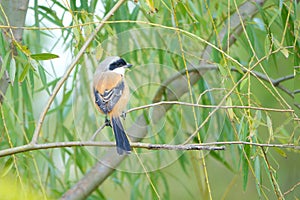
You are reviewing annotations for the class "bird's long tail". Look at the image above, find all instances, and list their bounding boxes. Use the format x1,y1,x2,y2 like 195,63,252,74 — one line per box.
111,116,131,155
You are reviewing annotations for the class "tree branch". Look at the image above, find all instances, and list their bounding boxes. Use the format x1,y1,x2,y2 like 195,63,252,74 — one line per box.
0,141,226,158
1,140,298,158
127,101,294,114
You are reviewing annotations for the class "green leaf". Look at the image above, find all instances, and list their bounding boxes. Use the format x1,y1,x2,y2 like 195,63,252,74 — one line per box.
254,156,261,197
272,36,289,58
9,57,16,84
242,144,250,191
274,147,287,158
1,157,14,177
31,53,59,60
0,32,7,56
37,65,51,95
239,77,248,90
18,63,30,82
210,151,235,172
266,115,274,140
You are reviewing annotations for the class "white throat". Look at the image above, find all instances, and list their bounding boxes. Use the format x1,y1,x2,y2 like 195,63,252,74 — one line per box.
112,67,125,75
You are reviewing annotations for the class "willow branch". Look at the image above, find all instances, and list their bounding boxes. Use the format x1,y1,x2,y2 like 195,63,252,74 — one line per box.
0,142,226,158
1,140,299,158
127,101,294,113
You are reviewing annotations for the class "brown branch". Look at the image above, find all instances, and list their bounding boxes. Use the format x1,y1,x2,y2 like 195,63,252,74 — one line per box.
0,141,226,158
1,140,299,158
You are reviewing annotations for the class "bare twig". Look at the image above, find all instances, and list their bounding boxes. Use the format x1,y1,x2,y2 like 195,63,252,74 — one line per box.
127,101,294,113
193,65,295,99
0,141,226,158
0,140,299,158
89,123,107,141
294,89,300,94
283,181,300,196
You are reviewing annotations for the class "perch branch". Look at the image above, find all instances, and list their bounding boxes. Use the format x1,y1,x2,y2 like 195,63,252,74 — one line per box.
0,141,226,158
0,140,299,158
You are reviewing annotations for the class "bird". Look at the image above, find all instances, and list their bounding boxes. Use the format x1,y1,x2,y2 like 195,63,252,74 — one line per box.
93,56,132,155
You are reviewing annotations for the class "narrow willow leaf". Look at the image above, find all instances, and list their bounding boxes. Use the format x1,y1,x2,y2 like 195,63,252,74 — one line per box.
264,35,271,60
0,157,14,177
0,32,6,56
19,63,30,82
274,147,287,158
266,115,274,140
9,57,16,84
210,151,235,172
272,36,289,58
226,97,234,120
254,156,261,197
0,51,11,79
31,53,59,60
239,77,248,90
242,144,250,191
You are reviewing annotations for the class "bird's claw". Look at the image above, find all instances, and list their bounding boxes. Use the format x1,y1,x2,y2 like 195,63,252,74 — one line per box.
121,111,126,120
105,118,112,127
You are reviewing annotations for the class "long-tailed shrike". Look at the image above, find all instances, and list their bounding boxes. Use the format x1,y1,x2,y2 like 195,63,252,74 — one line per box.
93,56,132,155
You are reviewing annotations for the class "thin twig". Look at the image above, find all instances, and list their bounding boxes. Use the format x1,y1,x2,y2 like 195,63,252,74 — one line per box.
294,89,300,94
31,0,126,144
196,65,295,98
89,123,107,141
0,141,224,157
0,140,299,158
283,181,300,196
127,101,294,113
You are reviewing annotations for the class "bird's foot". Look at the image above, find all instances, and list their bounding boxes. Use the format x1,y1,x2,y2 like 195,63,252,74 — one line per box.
121,111,126,120
105,118,112,127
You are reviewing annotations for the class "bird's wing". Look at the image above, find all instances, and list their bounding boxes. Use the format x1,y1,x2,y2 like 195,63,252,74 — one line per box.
94,80,124,114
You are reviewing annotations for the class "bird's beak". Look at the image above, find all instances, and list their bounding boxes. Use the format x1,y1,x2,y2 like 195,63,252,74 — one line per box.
125,63,132,68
